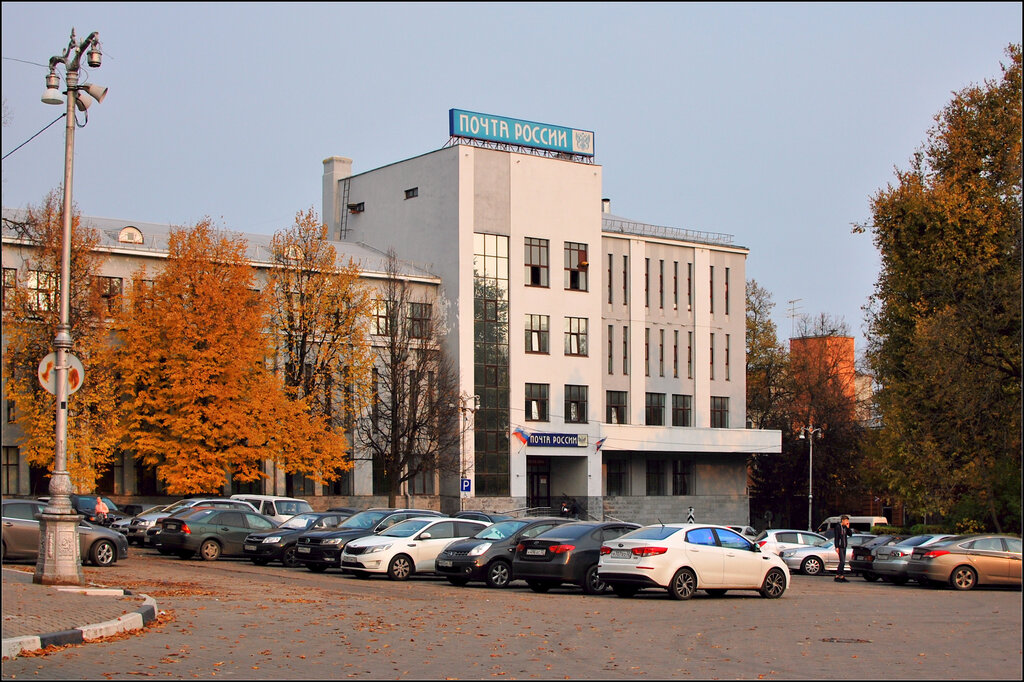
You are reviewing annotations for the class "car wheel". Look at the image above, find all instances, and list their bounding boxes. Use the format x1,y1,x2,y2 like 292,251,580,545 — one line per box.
277,546,299,568
760,568,787,599
90,540,116,567
526,579,552,593
177,550,195,559
862,572,880,582
251,557,270,566
306,563,328,573
668,568,697,600
387,554,413,581
485,561,512,589
446,576,471,587
612,584,639,598
199,539,221,561
705,589,728,597
581,564,607,595
951,565,978,591
801,556,824,576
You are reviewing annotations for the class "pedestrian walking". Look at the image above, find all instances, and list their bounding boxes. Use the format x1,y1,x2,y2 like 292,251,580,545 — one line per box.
94,496,109,524
834,514,851,582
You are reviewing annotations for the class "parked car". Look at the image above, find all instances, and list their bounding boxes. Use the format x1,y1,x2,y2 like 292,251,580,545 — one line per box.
2,499,129,566
296,508,446,573
228,494,313,523
139,498,258,550
69,494,128,526
598,523,790,599
727,525,757,539
817,515,888,536
872,534,955,585
779,534,876,576
850,534,910,581
906,534,1022,590
243,511,352,567
341,517,490,580
453,510,515,524
512,521,640,594
436,517,569,588
157,506,277,561
753,529,828,556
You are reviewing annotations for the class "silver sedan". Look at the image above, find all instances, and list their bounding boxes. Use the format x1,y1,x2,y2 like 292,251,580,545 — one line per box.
779,534,875,576
872,534,955,585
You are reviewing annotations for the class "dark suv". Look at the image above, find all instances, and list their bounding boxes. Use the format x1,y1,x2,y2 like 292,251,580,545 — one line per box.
436,517,568,588
296,508,445,573
69,494,127,526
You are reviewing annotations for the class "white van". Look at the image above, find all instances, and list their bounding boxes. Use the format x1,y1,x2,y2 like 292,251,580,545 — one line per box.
229,494,313,523
817,515,888,535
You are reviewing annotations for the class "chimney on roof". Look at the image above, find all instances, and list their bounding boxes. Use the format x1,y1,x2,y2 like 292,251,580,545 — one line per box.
601,198,611,214
323,156,353,240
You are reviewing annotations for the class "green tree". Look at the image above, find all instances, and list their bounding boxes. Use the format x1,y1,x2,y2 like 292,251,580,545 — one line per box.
860,45,1021,532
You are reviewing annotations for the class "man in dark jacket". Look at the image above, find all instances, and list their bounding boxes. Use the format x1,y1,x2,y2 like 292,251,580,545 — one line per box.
834,514,851,582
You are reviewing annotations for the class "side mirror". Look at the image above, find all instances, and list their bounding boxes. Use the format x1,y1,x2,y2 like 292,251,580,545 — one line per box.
751,543,761,552
418,532,432,540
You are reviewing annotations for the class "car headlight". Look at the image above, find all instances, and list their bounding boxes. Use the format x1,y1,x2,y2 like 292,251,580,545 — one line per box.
323,538,346,545
468,542,492,557
364,543,392,554
138,519,154,527
262,536,282,544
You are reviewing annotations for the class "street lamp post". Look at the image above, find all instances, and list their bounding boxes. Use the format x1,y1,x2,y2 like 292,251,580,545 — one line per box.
455,393,479,511
34,28,107,586
798,424,823,533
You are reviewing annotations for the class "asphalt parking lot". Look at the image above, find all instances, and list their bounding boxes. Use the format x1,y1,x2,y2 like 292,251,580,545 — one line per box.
2,550,1021,680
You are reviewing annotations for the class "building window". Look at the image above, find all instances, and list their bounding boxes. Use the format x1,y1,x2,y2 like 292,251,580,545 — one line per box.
525,314,549,353
645,392,665,426
673,261,678,311
2,446,19,495
725,333,731,381
646,459,666,496
407,458,435,494
564,241,588,291
525,237,549,287
6,399,14,424
27,270,57,312
687,262,693,311
725,267,730,315
526,383,549,421
673,330,679,378
607,325,614,375
622,255,628,304
474,233,510,497
404,187,419,199
710,333,715,380
659,329,665,377
672,394,692,427
710,266,715,314
711,396,729,428
94,276,123,315
118,226,144,244
687,331,693,379
644,328,650,376
606,458,629,496
606,391,628,425
372,300,390,335
408,302,431,339
672,459,695,495
2,268,16,310
134,279,155,310
564,317,588,356
564,384,588,424
607,254,613,304
622,325,629,375
659,259,664,309
644,258,650,308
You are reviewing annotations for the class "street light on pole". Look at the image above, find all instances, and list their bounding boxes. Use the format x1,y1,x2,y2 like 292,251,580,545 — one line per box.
454,393,479,511
798,424,823,533
34,28,107,586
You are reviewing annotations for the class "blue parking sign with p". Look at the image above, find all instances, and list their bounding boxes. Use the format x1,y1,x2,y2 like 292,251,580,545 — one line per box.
460,478,472,493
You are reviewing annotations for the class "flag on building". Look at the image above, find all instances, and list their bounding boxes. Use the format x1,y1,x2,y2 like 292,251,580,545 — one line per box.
595,437,607,452
512,427,529,445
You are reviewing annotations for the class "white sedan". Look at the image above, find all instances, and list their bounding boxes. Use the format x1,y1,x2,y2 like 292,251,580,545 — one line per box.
340,517,490,580
597,523,790,600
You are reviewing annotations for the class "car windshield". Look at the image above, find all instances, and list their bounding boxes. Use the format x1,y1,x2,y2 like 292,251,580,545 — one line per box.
535,524,597,540
163,500,196,514
277,501,313,516
180,508,217,522
620,526,684,541
380,519,432,537
474,520,529,540
338,510,391,530
280,513,319,530
900,535,936,547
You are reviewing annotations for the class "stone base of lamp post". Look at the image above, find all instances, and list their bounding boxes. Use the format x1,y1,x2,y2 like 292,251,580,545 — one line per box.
34,513,84,586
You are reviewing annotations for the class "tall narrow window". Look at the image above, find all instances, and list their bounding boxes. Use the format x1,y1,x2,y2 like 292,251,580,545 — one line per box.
2,446,20,495
725,267,730,315
673,330,679,378
646,459,666,496
2,268,16,311
607,325,614,375
725,333,731,380
526,383,549,421
687,262,693,312
607,391,628,425
525,314,549,353
711,396,729,428
673,261,678,311
372,299,390,335
659,329,665,377
709,266,715,314
644,328,650,376
607,254,613,304
564,385,588,424
645,393,665,426
94,276,123,315
687,331,693,379
27,270,57,312
525,237,549,287
710,332,715,380
564,242,589,291
408,302,431,339
622,325,629,375
564,317,588,356
644,258,650,308
622,255,628,304
672,459,695,495
659,259,664,309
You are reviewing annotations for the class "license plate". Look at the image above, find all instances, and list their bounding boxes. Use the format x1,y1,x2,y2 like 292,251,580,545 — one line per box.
244,544,256,552
526,548,546,556
437,559,452,567
297,546,310,553
611,550,631,559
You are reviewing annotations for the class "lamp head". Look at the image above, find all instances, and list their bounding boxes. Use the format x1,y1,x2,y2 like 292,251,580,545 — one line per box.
41,71,63,105
87,44,102,68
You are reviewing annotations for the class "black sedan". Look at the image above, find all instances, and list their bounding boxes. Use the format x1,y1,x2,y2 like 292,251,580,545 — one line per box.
158,507,277,561
243,511,351,567
851,534,909,581
512,521,639,595
437,517,568,588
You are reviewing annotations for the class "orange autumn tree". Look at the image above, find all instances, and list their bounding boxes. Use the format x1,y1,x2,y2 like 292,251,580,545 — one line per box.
113,219,349,494
2,190,124,491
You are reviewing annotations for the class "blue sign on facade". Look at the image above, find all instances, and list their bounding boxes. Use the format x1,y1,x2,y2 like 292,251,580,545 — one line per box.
526,433,589,448
449,109,595,157
460,478,472,493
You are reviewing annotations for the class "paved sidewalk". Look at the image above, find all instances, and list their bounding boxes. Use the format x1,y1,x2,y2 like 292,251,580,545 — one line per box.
1,567,157,659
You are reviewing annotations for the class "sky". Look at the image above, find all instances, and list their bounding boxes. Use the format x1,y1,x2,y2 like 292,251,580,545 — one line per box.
2,2,1021,356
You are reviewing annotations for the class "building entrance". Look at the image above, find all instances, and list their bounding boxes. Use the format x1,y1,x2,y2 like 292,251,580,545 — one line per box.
526,457,550,510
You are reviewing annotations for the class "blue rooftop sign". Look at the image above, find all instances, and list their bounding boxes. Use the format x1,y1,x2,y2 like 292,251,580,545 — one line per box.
449,109,595,157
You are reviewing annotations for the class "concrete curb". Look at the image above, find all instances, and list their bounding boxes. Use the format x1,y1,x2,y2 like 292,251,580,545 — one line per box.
1,589,157,660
